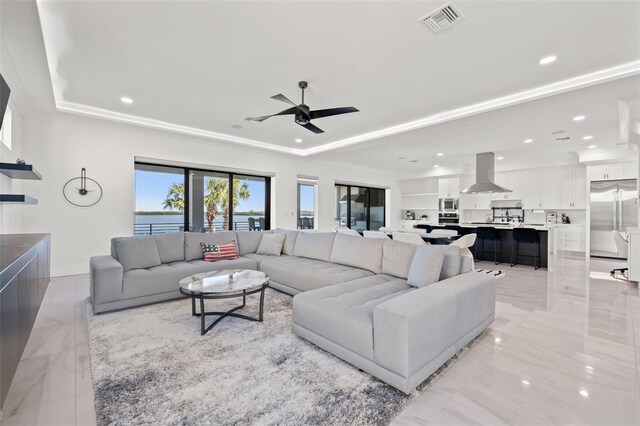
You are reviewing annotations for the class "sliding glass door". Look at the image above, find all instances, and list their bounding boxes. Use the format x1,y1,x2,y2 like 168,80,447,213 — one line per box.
135,162,270,234
335,184,385,231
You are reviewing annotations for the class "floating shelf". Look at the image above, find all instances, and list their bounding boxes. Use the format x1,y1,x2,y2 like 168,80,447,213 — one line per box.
0,194,38,204
0,162,42,180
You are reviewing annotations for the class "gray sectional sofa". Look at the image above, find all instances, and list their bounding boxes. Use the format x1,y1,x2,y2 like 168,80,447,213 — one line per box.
90,229,495,394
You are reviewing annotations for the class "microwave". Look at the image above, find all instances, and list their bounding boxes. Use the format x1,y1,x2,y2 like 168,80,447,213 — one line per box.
439,198,458,212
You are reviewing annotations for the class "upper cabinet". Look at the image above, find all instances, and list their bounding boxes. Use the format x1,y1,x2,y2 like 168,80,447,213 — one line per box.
521,168,559,209
492,171,522,200
587,162,637,181
459,175,492,210
559,166,586,209
438,177,460,198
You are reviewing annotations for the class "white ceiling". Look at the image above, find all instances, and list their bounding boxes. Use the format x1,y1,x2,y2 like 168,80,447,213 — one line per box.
314,75,640,177
34,0,640,157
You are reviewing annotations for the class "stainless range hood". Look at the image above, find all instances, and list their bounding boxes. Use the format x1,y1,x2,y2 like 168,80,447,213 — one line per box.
461,152,512,194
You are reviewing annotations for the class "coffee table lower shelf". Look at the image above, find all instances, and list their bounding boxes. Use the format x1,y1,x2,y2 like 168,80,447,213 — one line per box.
180,283,268,335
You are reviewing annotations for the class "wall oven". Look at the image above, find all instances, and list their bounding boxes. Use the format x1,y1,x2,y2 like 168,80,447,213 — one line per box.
439,198,458,212
439,212,459,224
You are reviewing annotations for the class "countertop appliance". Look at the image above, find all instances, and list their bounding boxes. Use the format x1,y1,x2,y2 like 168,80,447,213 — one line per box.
561,214,571,224
590,179,638,259
546,212,557,224
439,198,458,212
405,211,416,220
439,211,459,224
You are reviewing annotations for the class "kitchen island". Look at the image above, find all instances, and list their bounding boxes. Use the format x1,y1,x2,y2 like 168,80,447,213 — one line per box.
418,223,549,268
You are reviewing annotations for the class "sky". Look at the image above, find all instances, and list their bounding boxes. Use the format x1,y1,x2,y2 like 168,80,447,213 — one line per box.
135,170,314,212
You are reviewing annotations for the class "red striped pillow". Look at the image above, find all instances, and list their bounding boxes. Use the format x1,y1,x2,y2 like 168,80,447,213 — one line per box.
201,240,238,261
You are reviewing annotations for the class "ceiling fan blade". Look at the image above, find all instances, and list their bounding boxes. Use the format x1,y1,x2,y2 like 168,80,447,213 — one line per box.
271,93,298,107
310,106,359,120
245,106,299,122
299,121,324,134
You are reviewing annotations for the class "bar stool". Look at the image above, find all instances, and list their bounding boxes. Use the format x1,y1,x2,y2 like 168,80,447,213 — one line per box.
511,228,540,270
475,227,502,265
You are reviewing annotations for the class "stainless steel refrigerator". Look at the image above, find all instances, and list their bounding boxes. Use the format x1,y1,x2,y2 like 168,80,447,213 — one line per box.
590,179,638,259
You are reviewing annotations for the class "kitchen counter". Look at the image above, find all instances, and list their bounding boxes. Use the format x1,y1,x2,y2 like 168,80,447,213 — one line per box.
456,222,549,231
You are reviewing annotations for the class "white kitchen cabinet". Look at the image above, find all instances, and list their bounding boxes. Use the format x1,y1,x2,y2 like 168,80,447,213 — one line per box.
540,168,559,209
522,169,541,209
459,175,492,210
492,171,522,200
400,193,439,210
623,161,638,179
438,177,460,198
559,166,586,209
587,163,628,181
557,224,586,252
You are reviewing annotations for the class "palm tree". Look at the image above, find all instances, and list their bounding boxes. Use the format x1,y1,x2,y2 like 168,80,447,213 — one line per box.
162,182,185,211
204,178,250,231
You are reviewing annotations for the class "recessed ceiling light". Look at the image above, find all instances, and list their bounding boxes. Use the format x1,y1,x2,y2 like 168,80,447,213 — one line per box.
120,96,133,104
437,153,444,157
573,115,586,121
494,337,501,343
295,138,303,143
497,156,504,160
524,139,533,143
583,135,593,140
585,365,593,371
579,389,589,397
521,379,530,385
539,55,557,65
588,145,597,149
434,165,439,168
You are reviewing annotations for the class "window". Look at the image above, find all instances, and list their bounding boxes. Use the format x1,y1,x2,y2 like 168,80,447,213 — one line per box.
134,164,186,235
297,180,317,230
1,105,12,150
335,184,386,231
135,162,270,235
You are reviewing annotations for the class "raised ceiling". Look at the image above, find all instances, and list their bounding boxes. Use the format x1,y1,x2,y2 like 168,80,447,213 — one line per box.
36,0,640,156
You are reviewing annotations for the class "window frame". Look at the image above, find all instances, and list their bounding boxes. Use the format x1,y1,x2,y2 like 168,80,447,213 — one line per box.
297,179,318,230
335,184,386,231
135,161,271,233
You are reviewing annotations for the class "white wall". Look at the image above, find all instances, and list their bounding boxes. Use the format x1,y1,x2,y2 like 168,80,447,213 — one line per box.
0,100,24,234
19,114,398,276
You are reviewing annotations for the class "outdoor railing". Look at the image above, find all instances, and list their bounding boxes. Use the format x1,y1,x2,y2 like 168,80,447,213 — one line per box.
134,222,262,236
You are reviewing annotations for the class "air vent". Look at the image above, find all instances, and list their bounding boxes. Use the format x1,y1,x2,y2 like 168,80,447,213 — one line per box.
420,3,464,33
556,136,571,141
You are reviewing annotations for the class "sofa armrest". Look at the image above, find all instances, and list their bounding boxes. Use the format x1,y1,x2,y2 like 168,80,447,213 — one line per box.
90,255,124,309
373,272,495,378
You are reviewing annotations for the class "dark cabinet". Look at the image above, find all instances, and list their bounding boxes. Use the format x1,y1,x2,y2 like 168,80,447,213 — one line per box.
0,234,50,407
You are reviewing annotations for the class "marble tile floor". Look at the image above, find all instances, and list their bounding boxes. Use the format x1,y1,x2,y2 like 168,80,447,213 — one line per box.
1,254,638,425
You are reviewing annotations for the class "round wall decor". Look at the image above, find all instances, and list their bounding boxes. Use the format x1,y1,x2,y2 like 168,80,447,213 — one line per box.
63,168,103,207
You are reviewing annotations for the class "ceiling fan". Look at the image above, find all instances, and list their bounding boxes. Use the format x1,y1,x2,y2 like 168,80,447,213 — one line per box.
245,81,359,134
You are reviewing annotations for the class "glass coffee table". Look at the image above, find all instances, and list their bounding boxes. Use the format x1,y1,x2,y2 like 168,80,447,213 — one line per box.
179,269,269,335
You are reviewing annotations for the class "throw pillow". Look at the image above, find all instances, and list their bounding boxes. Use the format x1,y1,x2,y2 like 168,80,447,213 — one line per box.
256,233,286,256
439,246,461,280
407,245,445,288
201,240,238,261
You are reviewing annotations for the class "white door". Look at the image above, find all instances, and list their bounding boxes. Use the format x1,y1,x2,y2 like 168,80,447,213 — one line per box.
505,171,522,200
449,177,460,198
559,167,573,209
438,178,450,198
573,167,587,209
587,165,607,181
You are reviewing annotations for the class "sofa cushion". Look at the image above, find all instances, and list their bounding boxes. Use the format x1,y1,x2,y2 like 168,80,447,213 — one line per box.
122,257,258,299
236,230,272,256
382,239,418,279
259,256,373,293
293,232,336,262
242,253,273,266
408,245,445,288
329,234,384,274
439,246,462,280
273,228,298,255
256,233,286,256
154,232,185,263
292,275,414,360
184,231,237,261
113,236,162,272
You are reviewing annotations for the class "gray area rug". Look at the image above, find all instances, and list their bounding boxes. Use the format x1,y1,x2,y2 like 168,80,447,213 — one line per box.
87,289,478,425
